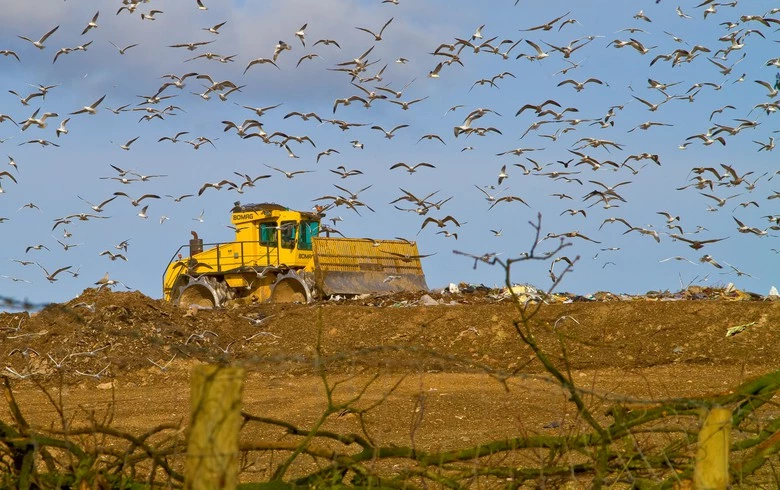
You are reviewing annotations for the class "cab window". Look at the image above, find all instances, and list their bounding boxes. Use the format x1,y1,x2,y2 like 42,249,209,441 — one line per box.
298,221,319,251
280,220,297,249
259,223,277,245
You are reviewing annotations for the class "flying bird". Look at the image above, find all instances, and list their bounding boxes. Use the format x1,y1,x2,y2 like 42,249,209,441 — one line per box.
70,95,106,115
355,17,394,41
81,11,100,35
17,25,60,49
36,263,71,282
390,162,436,174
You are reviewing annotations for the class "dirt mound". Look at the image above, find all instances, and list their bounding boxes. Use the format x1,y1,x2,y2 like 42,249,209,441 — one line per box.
2,286,778,385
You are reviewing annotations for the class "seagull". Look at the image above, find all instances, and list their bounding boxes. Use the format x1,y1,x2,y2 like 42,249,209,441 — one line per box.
0,170,17,184
169,40,215,51
0,49,20,62
523,40,549,60
754,80,779,98
17,25,59,49
355,17,394,41
388,96,428,111
243,57,279,74
685,134,726,146
36,263,71,282
676,6,693,19
8,89,44,106
699,254,723,269
296,53,323,67
329,166,363,179
203,21,227,35
19,139,60,147
81,11,100,35
632,95,668,112
436,230,458,239
660,256,697,265
628,121,673,132
633,9,652,22
78,195,116,213
428,62,444,78
545,231,601,243
313,39,341,49
70,95,106,115
753,137,775,152
370,124,409,138
315,148,339,162
113,191,161,207
380,250,436,262
699,192,742,207
521,11,571,32
488,194,530,210
733,216,767,236
140,10,164,21
99,250,128,261
272,40,292,61
294,23,308,46
114,136,140,151
557,78,605,92
108,41,138,55
25,244,50,253
421,215,461,229
333,95,368,113
198,180,237,195
52,118,70,139
669,234,728,250
390,162,436,174
264,164,314,179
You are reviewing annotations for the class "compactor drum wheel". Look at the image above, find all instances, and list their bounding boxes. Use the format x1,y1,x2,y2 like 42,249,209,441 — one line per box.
269,271,312,303
174,276,219,308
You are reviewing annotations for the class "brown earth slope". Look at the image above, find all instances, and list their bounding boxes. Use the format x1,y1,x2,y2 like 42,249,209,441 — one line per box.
1,286,779,486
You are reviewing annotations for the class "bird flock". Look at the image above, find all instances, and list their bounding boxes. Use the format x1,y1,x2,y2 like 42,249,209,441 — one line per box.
0,0,778,306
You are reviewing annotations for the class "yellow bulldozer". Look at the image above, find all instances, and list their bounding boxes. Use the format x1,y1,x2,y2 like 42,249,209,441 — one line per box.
162,202,429,307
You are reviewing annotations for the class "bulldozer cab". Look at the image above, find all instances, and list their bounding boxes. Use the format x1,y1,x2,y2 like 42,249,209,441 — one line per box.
297,221,318,250
259,219,318,253
279,221,297,249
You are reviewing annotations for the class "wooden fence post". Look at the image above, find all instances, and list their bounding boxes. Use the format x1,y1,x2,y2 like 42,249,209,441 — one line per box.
694,407,731,490
185,365,245,490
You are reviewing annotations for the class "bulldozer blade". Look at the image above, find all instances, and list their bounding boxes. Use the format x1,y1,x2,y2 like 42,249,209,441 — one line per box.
319,270,428,296
313,237,428,296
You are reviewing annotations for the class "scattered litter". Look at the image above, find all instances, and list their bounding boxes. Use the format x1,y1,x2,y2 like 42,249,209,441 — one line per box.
726,321,757,337
322,282,770,306
418,294,440,306
96,380,116,390
500,284,543,304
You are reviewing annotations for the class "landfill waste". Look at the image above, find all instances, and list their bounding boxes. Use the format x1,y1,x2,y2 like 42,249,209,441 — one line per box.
726,321,757,337
418,294,440,306
237,281,775,308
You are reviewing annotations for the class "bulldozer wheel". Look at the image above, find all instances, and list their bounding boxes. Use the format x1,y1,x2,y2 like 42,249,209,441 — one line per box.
270,273,312,303
177,283,217,309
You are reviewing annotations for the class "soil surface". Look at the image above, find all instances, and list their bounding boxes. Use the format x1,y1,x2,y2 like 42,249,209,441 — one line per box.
2,286,779,484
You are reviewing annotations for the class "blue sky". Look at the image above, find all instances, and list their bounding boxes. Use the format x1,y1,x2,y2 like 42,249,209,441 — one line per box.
1,0,778,309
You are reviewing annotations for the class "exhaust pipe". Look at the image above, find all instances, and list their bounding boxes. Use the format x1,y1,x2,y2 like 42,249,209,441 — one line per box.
189,230,203,256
